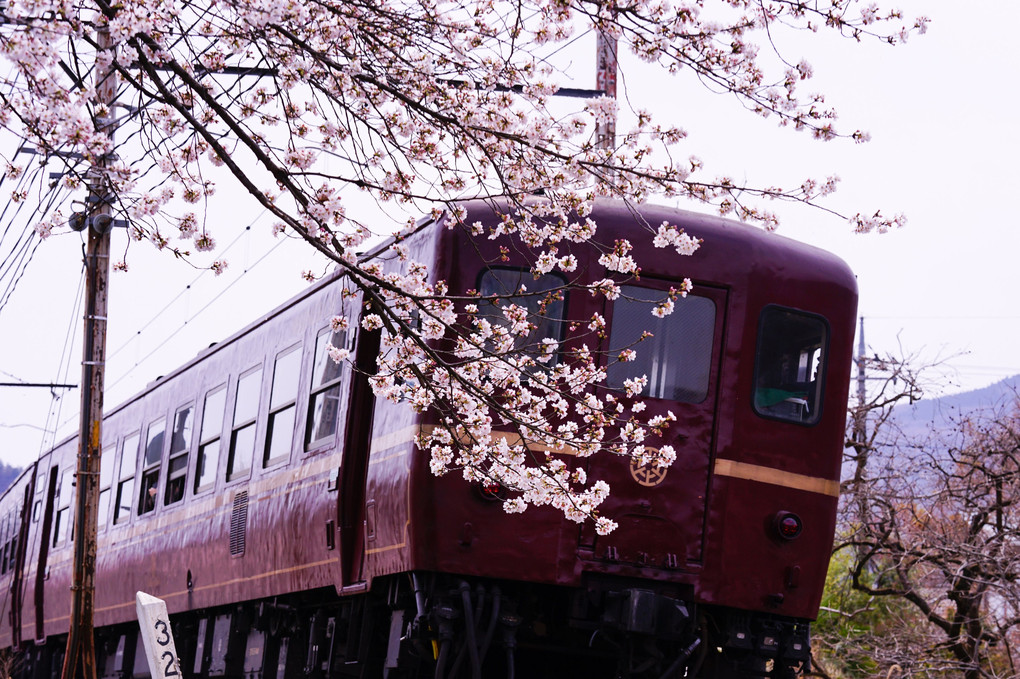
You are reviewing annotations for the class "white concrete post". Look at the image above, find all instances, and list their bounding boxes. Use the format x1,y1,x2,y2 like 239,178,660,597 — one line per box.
136,592,184,678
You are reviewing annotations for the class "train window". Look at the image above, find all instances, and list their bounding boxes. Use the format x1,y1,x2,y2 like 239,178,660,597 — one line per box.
265,345,301,467
97,444,115,530
138,417,165,515
1,515,8,574
53,468,73,546
477,269,567,366
195,385,226,493
165,404,194,506
115,432,140,524
8,510,17,571
306,329,346,449
227,367,263,481
606,286,716,403
753,306,829,425
52,510,64,548
5,519,12,573
5,513,14,572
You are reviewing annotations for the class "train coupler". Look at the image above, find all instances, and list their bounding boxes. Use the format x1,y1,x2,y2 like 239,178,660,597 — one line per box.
600,588,692,639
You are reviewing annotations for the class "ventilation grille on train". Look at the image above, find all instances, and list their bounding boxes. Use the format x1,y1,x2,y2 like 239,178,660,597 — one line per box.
229,491,248,557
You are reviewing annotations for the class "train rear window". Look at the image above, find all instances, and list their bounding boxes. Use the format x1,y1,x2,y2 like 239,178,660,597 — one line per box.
753,306,828,425
477,269,566,365
606,286,716,403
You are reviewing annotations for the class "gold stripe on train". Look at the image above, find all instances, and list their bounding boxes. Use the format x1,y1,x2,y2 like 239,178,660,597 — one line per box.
713,458,839,497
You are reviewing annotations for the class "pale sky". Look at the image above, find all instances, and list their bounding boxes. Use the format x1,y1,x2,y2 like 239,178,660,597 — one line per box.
1,1,1017,468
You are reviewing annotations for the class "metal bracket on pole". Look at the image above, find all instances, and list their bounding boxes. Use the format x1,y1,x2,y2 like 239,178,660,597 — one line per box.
68,212,128,234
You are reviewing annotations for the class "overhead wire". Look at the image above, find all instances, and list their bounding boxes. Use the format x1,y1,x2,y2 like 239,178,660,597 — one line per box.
0,47,292,452
48,228,294,443
40,265,87,454
105,211,269,364
0,144,77,319
102,233,289,396
46,211,299,438
0,157,45,285
0,189,75,317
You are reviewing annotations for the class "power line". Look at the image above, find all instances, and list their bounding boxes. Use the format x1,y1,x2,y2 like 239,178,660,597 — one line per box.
47,212,302,444
103,233,289,393
48,225,294,440
863,315,1020,321
0,154,75,318
105,218,265,364
42,266,87,454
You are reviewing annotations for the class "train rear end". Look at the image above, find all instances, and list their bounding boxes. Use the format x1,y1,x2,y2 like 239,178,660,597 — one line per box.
375,201,856,679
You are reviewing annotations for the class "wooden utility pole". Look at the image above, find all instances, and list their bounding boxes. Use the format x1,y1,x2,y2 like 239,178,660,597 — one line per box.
62,18,118,679
595,27,618,151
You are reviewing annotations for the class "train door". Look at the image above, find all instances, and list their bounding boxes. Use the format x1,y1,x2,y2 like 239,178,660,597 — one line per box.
337,323,381,588
579,282,726,571
34,465,58,642
10,466,37,646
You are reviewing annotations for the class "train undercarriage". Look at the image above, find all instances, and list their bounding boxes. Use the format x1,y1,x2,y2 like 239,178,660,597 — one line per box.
13,574,811,679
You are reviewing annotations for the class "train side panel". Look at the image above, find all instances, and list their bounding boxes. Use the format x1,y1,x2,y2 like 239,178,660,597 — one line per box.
17,275,359,646
0,462,38,648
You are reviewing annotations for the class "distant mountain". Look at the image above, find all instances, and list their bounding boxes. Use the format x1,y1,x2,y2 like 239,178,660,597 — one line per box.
910,375,1020,418
0,462,22,494
892,374,1020,440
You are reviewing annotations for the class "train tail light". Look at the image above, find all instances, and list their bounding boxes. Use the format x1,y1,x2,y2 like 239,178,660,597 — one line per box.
773,511,803,541
477,480,504,501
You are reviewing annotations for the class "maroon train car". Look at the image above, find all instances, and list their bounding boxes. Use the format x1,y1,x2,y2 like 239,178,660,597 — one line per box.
0,199,856,679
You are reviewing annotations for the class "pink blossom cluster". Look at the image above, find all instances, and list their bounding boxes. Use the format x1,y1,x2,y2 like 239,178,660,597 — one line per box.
312,220,714,533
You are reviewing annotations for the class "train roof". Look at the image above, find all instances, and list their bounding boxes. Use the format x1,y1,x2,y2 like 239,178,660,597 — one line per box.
453,197,857,292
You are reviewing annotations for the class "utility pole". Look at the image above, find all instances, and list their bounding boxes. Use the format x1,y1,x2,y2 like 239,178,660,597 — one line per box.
595,25,618,151
62,17,118,679
849,316,869,491
854,316,867,443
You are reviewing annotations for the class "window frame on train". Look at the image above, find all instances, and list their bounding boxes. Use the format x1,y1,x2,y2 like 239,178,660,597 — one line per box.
194,384,227,495
114,432,140,525
164,402,195,507
32,467,44,524
1,512,9,575
1,511,14,574
752,304,831,426
475,267,569,368
265,344,302,468
138,415,166,516
306,327,347,451
9,506,20,571
605,283,718,404
97,442,115,530
52,466,73,546
227,365,264,482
